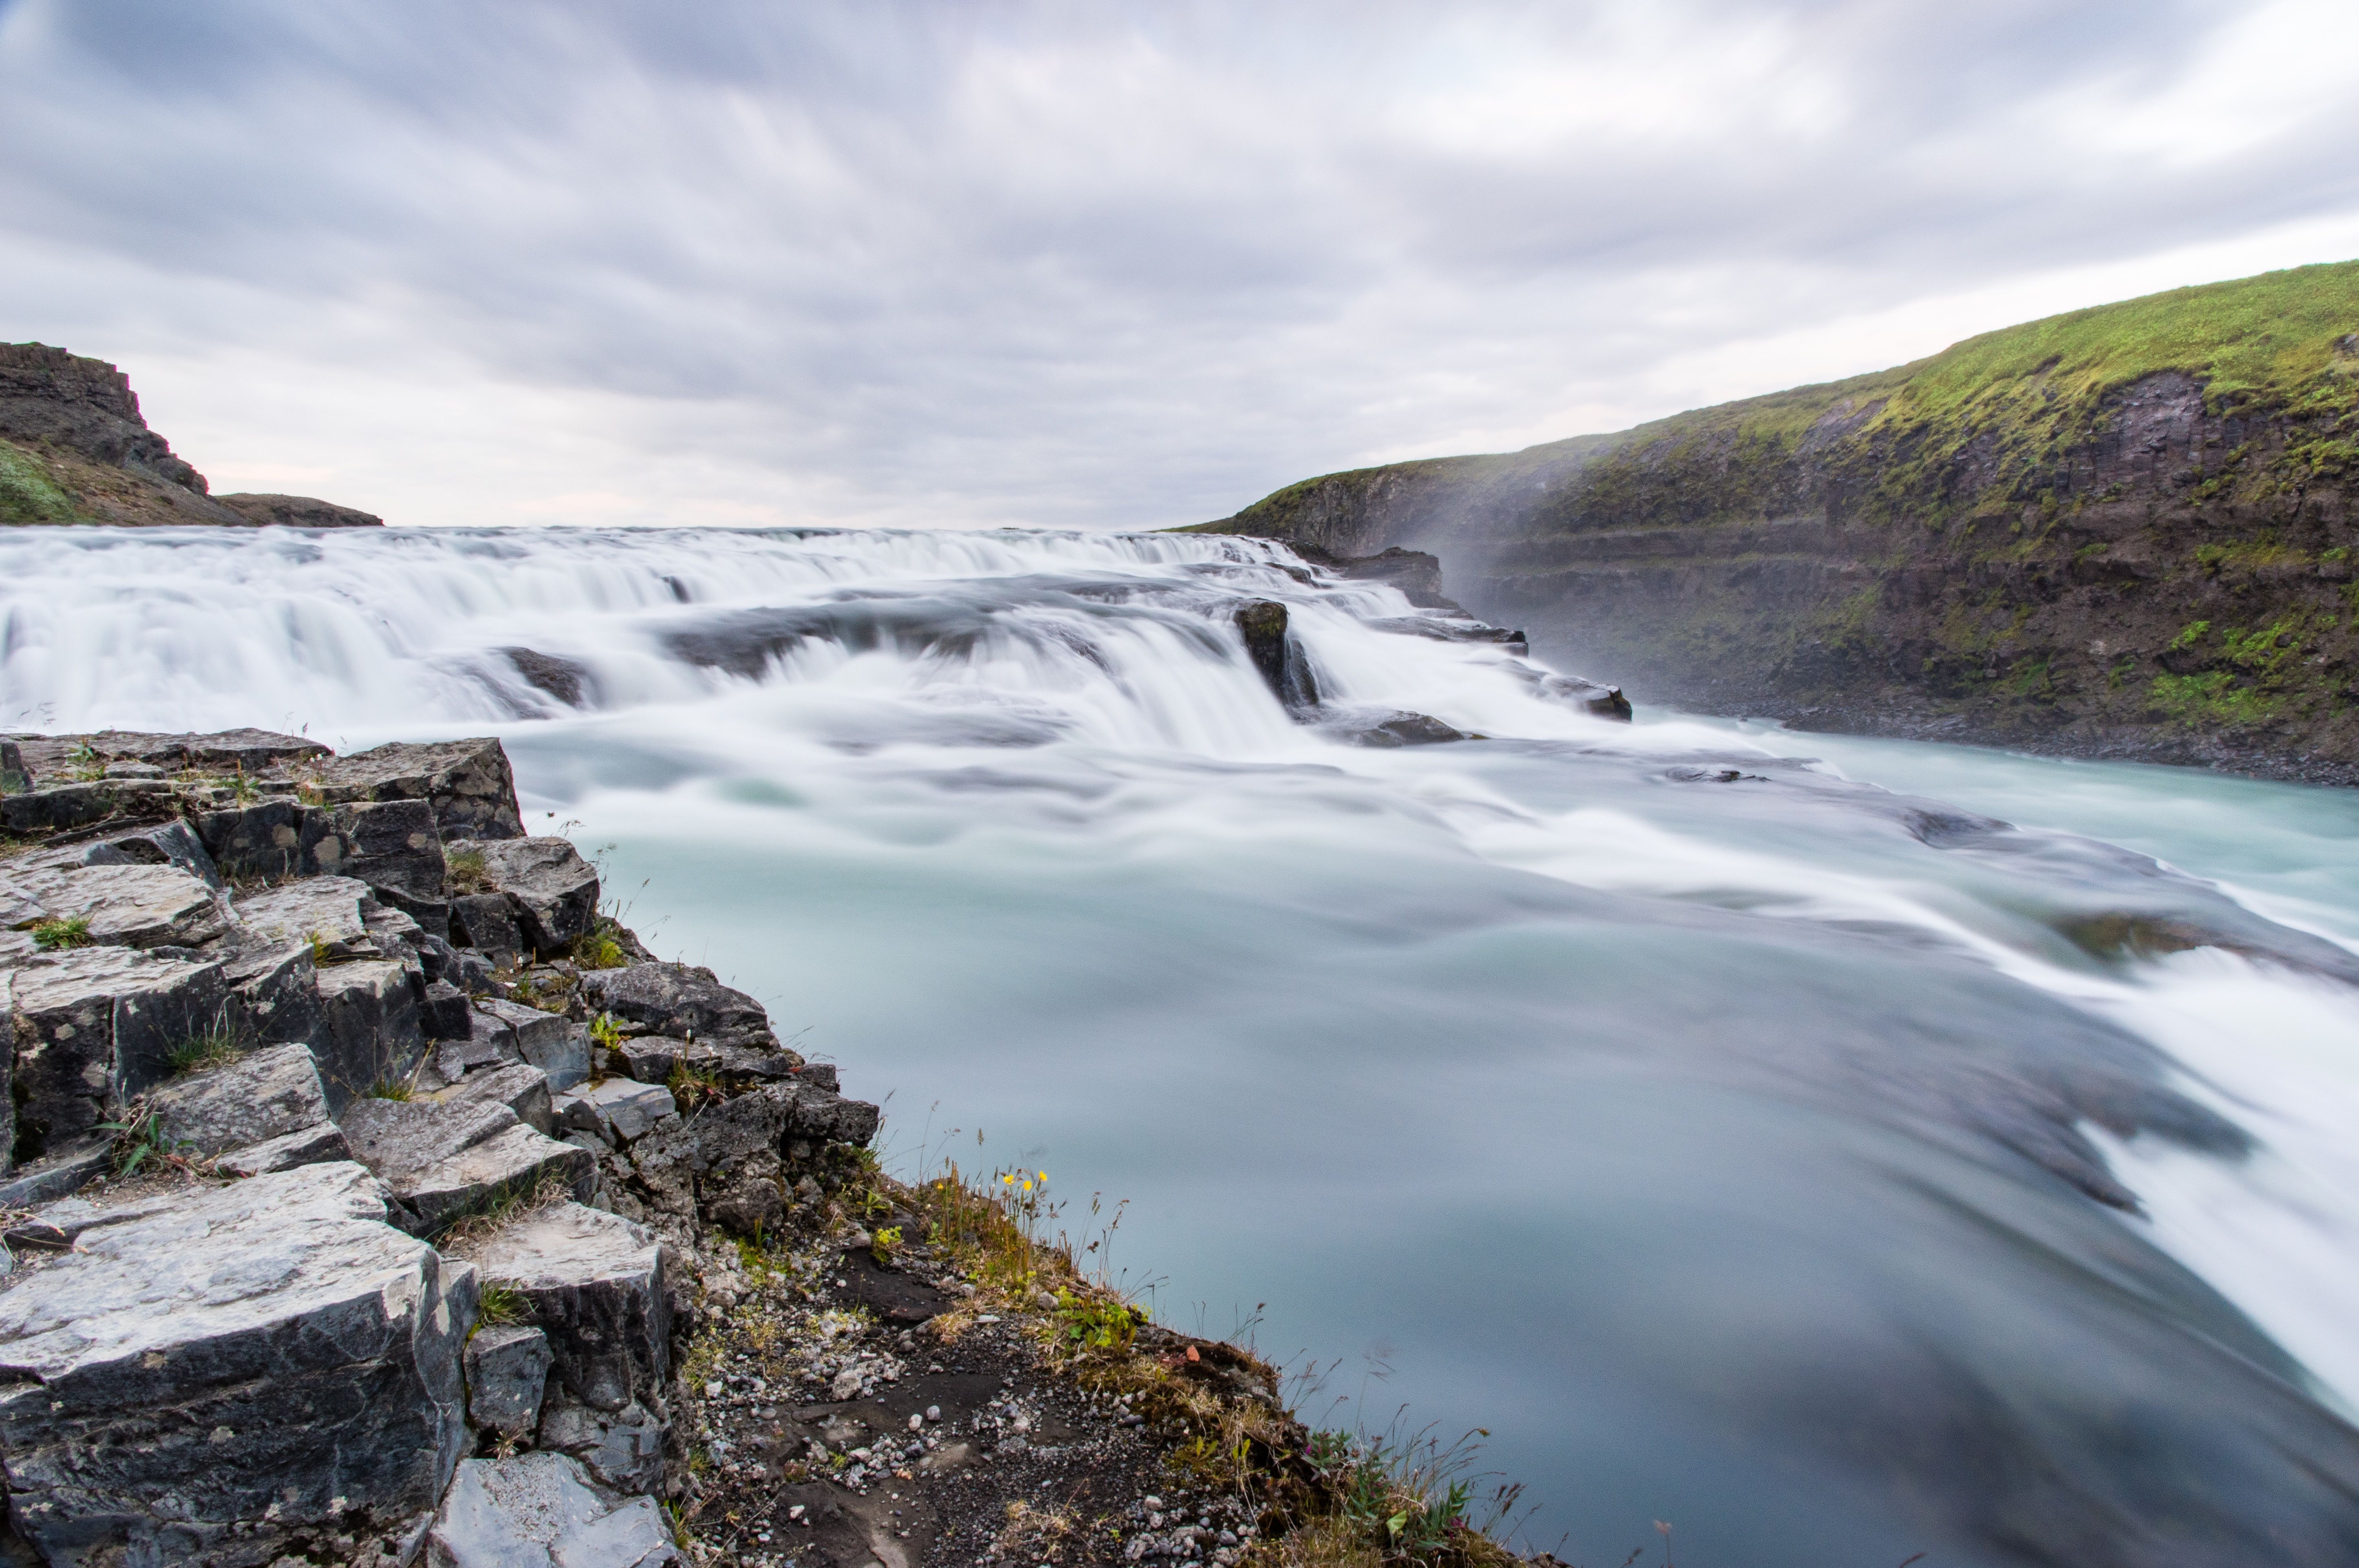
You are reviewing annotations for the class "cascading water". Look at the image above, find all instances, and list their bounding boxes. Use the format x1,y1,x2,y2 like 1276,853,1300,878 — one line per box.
7,523,2359,1567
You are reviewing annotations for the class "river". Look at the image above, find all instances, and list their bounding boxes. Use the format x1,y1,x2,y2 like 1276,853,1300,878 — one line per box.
6,523,2357,1567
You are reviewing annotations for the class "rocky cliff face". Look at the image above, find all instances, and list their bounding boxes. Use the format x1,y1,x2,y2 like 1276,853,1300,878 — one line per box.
0,343,382,528
1194,261,2359,784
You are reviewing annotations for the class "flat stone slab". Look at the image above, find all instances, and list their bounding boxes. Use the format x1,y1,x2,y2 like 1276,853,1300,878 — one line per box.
470,1202,669,1417
5,861,229,949
0,778,174,836
438,1062,555,1136
147,1040,333,1157
215,1120,353,1176
341,1096,592,1235
233,875,400,962
577,962,781,1051
0,1161,472,1566
426,1452,676,1568
473,997,588,1089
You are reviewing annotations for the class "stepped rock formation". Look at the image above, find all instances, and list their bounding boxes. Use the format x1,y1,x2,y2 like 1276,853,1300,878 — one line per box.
0,728,882,1563
0,342,381,528
1193,260,2359,784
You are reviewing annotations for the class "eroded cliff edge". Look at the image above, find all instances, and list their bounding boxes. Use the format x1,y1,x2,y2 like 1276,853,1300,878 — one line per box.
1190,260,2359,784
0,342,381,528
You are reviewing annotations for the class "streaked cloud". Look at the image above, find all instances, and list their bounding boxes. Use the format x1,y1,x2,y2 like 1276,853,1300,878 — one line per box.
2,0,2354,529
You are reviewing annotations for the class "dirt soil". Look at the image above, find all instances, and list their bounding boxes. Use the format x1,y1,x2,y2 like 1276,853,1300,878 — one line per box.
679,1238,1267,1568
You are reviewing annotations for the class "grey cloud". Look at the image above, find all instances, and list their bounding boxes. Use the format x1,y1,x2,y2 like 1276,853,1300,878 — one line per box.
1,0,2355,528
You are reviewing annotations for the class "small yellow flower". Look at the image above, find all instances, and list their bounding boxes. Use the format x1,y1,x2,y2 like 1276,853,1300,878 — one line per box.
1003,1174,1014,1185
1037,1171,1047,1182
1022,1180,1034,1192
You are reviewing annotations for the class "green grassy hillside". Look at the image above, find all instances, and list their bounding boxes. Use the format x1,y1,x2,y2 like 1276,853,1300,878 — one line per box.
1195,260,2359,783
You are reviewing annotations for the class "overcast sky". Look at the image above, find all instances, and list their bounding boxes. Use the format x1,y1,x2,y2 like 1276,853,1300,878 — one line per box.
4,0,2357,530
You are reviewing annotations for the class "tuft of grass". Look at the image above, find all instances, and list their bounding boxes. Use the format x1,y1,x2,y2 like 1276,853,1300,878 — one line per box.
445,846,490,892
31,915,94,951
667,1059,723,1113
568,917,628,970
477,1281,528,1326
167,1021,241,1076
95,1105,194,1178
368,1078,415,1103
587,1011,627,1051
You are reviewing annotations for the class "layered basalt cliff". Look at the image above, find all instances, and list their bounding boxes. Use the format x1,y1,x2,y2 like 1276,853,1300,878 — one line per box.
0,342,381,528
1193,260,2359,783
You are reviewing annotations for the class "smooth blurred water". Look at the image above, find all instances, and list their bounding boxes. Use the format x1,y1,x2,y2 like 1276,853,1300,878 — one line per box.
8,525,2359,1568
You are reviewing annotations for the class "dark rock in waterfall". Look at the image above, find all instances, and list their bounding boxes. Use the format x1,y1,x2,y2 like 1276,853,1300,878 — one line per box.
1234,600,1319,709
1363,615,1528,652
212,492,384,529
1297,544,1464,611
1509,665,1633,721
1342,711,1470,748
502,647,597,708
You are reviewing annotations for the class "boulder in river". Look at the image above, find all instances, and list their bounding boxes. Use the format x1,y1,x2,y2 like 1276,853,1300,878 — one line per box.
1234,599,1320,709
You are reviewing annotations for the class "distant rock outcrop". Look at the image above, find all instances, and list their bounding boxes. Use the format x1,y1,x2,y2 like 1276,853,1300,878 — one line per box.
0,343,382,529
213,492,384,528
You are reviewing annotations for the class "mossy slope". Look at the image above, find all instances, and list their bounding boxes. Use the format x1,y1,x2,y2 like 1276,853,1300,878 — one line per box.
1195,260,2359,783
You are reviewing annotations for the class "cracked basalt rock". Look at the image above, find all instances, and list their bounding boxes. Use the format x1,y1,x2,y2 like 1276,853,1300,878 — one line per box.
313,959,428,1116
147,1040,338,1161
463,1326,555,1442
578,962,786,1053
437,1061,556,1136
1,860,230,951
0,1162,475,1568
0,778,175,836
470,1202,671,1420
470,997,587,1089
33,817,224,890
340,1096,594,1237
566,1078,678,1145
449,891,526,969
7,945,226,1164
307,738,526,843
448,836,599,959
